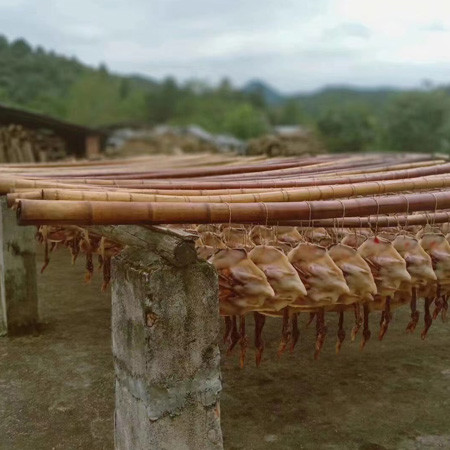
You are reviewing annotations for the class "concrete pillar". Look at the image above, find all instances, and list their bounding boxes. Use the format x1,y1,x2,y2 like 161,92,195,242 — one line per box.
0,197,38,336
111,242,223,449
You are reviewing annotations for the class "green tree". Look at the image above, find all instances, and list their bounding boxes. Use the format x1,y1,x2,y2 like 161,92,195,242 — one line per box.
10,38,32,56
66,72,122,126
317,103,375,152
147,76,180,123
383,90,450,153
223,103,269,139
271,99,304,125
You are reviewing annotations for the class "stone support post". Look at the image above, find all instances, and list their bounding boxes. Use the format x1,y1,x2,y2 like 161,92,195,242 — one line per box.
0,197,38,336
109,226,223,449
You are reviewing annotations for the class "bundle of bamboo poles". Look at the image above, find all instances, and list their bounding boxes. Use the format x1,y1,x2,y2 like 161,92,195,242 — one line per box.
0,152,449,229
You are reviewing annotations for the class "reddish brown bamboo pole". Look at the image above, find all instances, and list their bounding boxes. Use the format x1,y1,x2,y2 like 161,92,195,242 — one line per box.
16,190,450,226
40,158,441,182
37,161,450,189
14,158,325,180
196,157,444,181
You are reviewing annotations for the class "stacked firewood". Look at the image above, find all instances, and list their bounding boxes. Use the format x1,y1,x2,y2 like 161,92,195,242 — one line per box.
0,124,67,163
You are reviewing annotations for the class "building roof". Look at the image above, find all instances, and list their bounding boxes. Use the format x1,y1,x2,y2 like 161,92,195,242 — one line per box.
0,103,100,136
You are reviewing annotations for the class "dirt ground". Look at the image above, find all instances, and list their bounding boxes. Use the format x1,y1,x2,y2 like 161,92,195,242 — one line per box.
1,248,450,450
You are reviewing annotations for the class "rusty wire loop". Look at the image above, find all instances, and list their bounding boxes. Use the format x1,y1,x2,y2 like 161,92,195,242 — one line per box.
400,194,410,228
430,192,439,227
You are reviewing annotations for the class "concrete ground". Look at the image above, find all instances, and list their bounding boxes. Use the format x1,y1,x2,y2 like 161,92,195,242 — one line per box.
1,248,450,449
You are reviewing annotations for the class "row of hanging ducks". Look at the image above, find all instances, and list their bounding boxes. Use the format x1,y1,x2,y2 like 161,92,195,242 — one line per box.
195,224,450,364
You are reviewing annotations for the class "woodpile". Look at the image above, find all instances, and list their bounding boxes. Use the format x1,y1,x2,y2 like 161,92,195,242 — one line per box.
4,151,450,364
246,131,324,157
0,124,67,163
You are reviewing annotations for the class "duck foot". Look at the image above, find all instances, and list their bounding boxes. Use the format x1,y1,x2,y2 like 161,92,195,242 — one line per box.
291,313,300,352
421,298,433,340
227,316,240,355
351,304,362,341
314,309,327,360
254,312,266,367
336,311,345,354
379,296,392,341
406,288,419,333
360,304,371,350
239,316,248,368
277,308,291,357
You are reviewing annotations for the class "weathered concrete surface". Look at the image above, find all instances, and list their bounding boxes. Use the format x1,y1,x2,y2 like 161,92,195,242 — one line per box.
0,197,38,335
112,246,222,450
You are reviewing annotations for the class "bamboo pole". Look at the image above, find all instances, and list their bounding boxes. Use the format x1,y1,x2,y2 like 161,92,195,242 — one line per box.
0,178,106,195
291,212,450,228
36,161,450,190
7,175,450,206
11,157,325,180
39,157,441,182
16,190,450,225
196,157,444,181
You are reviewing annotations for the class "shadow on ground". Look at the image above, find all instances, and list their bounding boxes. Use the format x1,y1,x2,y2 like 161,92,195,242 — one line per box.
1,248,450,449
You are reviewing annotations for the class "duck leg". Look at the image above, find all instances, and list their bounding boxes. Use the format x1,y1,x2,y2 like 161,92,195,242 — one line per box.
290,312,300,352
227,316,240,355
85,252,94,283
41,237,49,273
351,304,362,341
238,316,248,368
336,311,345,354
254,312,266,367
421,297,433,340
223,316,233,344
101,256,111,292
306,312,316,327
277,308,291,357
70,236,81,263
433,295,444,320
406,287,419,333
314,309,327,360
379,296,392,341
360,304,371,350
442,295,448,322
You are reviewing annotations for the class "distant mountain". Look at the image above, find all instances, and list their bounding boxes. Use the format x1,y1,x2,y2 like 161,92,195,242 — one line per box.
0,34,422,136
293,85,399,117
242,80,285,105
241,80,401,117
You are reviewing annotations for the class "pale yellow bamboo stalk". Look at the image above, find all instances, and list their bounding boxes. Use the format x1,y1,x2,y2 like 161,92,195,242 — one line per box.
9,174,450,205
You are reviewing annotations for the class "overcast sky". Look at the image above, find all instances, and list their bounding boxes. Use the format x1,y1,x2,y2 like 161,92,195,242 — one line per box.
1,0,450,92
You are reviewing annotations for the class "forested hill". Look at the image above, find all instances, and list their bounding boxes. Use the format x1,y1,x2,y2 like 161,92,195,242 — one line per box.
0,35,396,129
1,35,450,153
0,36,158,127
243,80,397,116
294,86,397,118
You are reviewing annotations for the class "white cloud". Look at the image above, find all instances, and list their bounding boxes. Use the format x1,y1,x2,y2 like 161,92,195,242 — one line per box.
0,0,450,91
